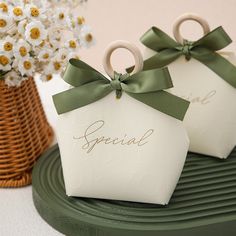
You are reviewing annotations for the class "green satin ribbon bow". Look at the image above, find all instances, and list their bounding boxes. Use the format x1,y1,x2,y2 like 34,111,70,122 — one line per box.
53,59,189,120
128,26,236,88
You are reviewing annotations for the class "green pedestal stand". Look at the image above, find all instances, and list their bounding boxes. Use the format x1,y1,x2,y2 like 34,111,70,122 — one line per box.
32,145,236,236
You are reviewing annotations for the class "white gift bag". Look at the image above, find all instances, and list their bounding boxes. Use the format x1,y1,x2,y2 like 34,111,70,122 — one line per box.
53,41,190,205
143,14,236,159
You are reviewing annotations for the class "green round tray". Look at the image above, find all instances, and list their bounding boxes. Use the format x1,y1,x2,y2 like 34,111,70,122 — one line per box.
32,145,236,236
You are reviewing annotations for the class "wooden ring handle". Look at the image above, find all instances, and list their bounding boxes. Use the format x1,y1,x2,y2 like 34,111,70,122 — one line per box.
103,40,143,79
173,13,210,44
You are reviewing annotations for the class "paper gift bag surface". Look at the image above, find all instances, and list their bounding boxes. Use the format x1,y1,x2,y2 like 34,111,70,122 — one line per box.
140,14,236,159
53,41,190,205
56,92,189,205
144,49,236,158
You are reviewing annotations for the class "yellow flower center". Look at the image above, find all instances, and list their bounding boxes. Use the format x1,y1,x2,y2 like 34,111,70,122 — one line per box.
53,62,61,71
23,61,32,70
13,7,23,16
30,7,39,17
4,42,13,51
0,3,8,12
30,27,40,39
0,55,9,66
0,19,7,27
19,46,27,56
43,53,49,59
59,13,64,19
69,40,76,48
85,33,93,42
77,16,85,25
46,74,52,81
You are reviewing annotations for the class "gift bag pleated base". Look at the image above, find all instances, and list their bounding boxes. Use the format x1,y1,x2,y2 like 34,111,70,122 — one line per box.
32,144,236,236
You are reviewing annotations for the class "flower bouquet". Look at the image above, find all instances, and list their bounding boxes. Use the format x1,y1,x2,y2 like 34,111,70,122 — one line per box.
0,0,94,187
0,0,94,86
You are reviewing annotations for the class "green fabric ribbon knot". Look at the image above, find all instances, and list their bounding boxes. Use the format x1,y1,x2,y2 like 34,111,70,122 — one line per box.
180,40,194,60
110,72,128,99
52,58,190,121
128,26,236,88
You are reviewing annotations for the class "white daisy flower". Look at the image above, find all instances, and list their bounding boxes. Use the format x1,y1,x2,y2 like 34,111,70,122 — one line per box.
37,48,53,62
0,53,12,71
67,51,80,60
0,2,8,14
53,8,69,25
25,4,44,20
25,21,47,46
4,70,23,87
47,57,65,74
10,6,26,21
40,62,54,81
74,16,85,30
40,73,53,82
0,36,15,56
65,38,79,51
0,14,14,33
55,48,69,61
18,57,35,76
79,25,95,48
13,39,31,59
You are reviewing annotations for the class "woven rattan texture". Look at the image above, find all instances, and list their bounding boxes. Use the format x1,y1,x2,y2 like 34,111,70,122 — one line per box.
0,78,53,187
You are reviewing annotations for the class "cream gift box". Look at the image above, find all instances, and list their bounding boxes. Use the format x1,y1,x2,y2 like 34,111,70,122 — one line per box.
53,41,190,205
142,14,236,159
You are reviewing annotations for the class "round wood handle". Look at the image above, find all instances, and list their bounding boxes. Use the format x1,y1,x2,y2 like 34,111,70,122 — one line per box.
173,13,210,44
103,40,143,79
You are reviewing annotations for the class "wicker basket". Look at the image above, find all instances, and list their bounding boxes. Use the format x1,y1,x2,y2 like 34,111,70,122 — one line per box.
0,77,53,187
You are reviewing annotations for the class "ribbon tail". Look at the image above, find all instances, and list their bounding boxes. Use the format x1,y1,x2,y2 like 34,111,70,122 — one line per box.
193,50,236,88
53,81,112,114
126,91,190,121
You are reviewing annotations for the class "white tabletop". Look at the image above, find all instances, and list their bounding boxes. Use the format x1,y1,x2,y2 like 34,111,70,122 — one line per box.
0,77,66,236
